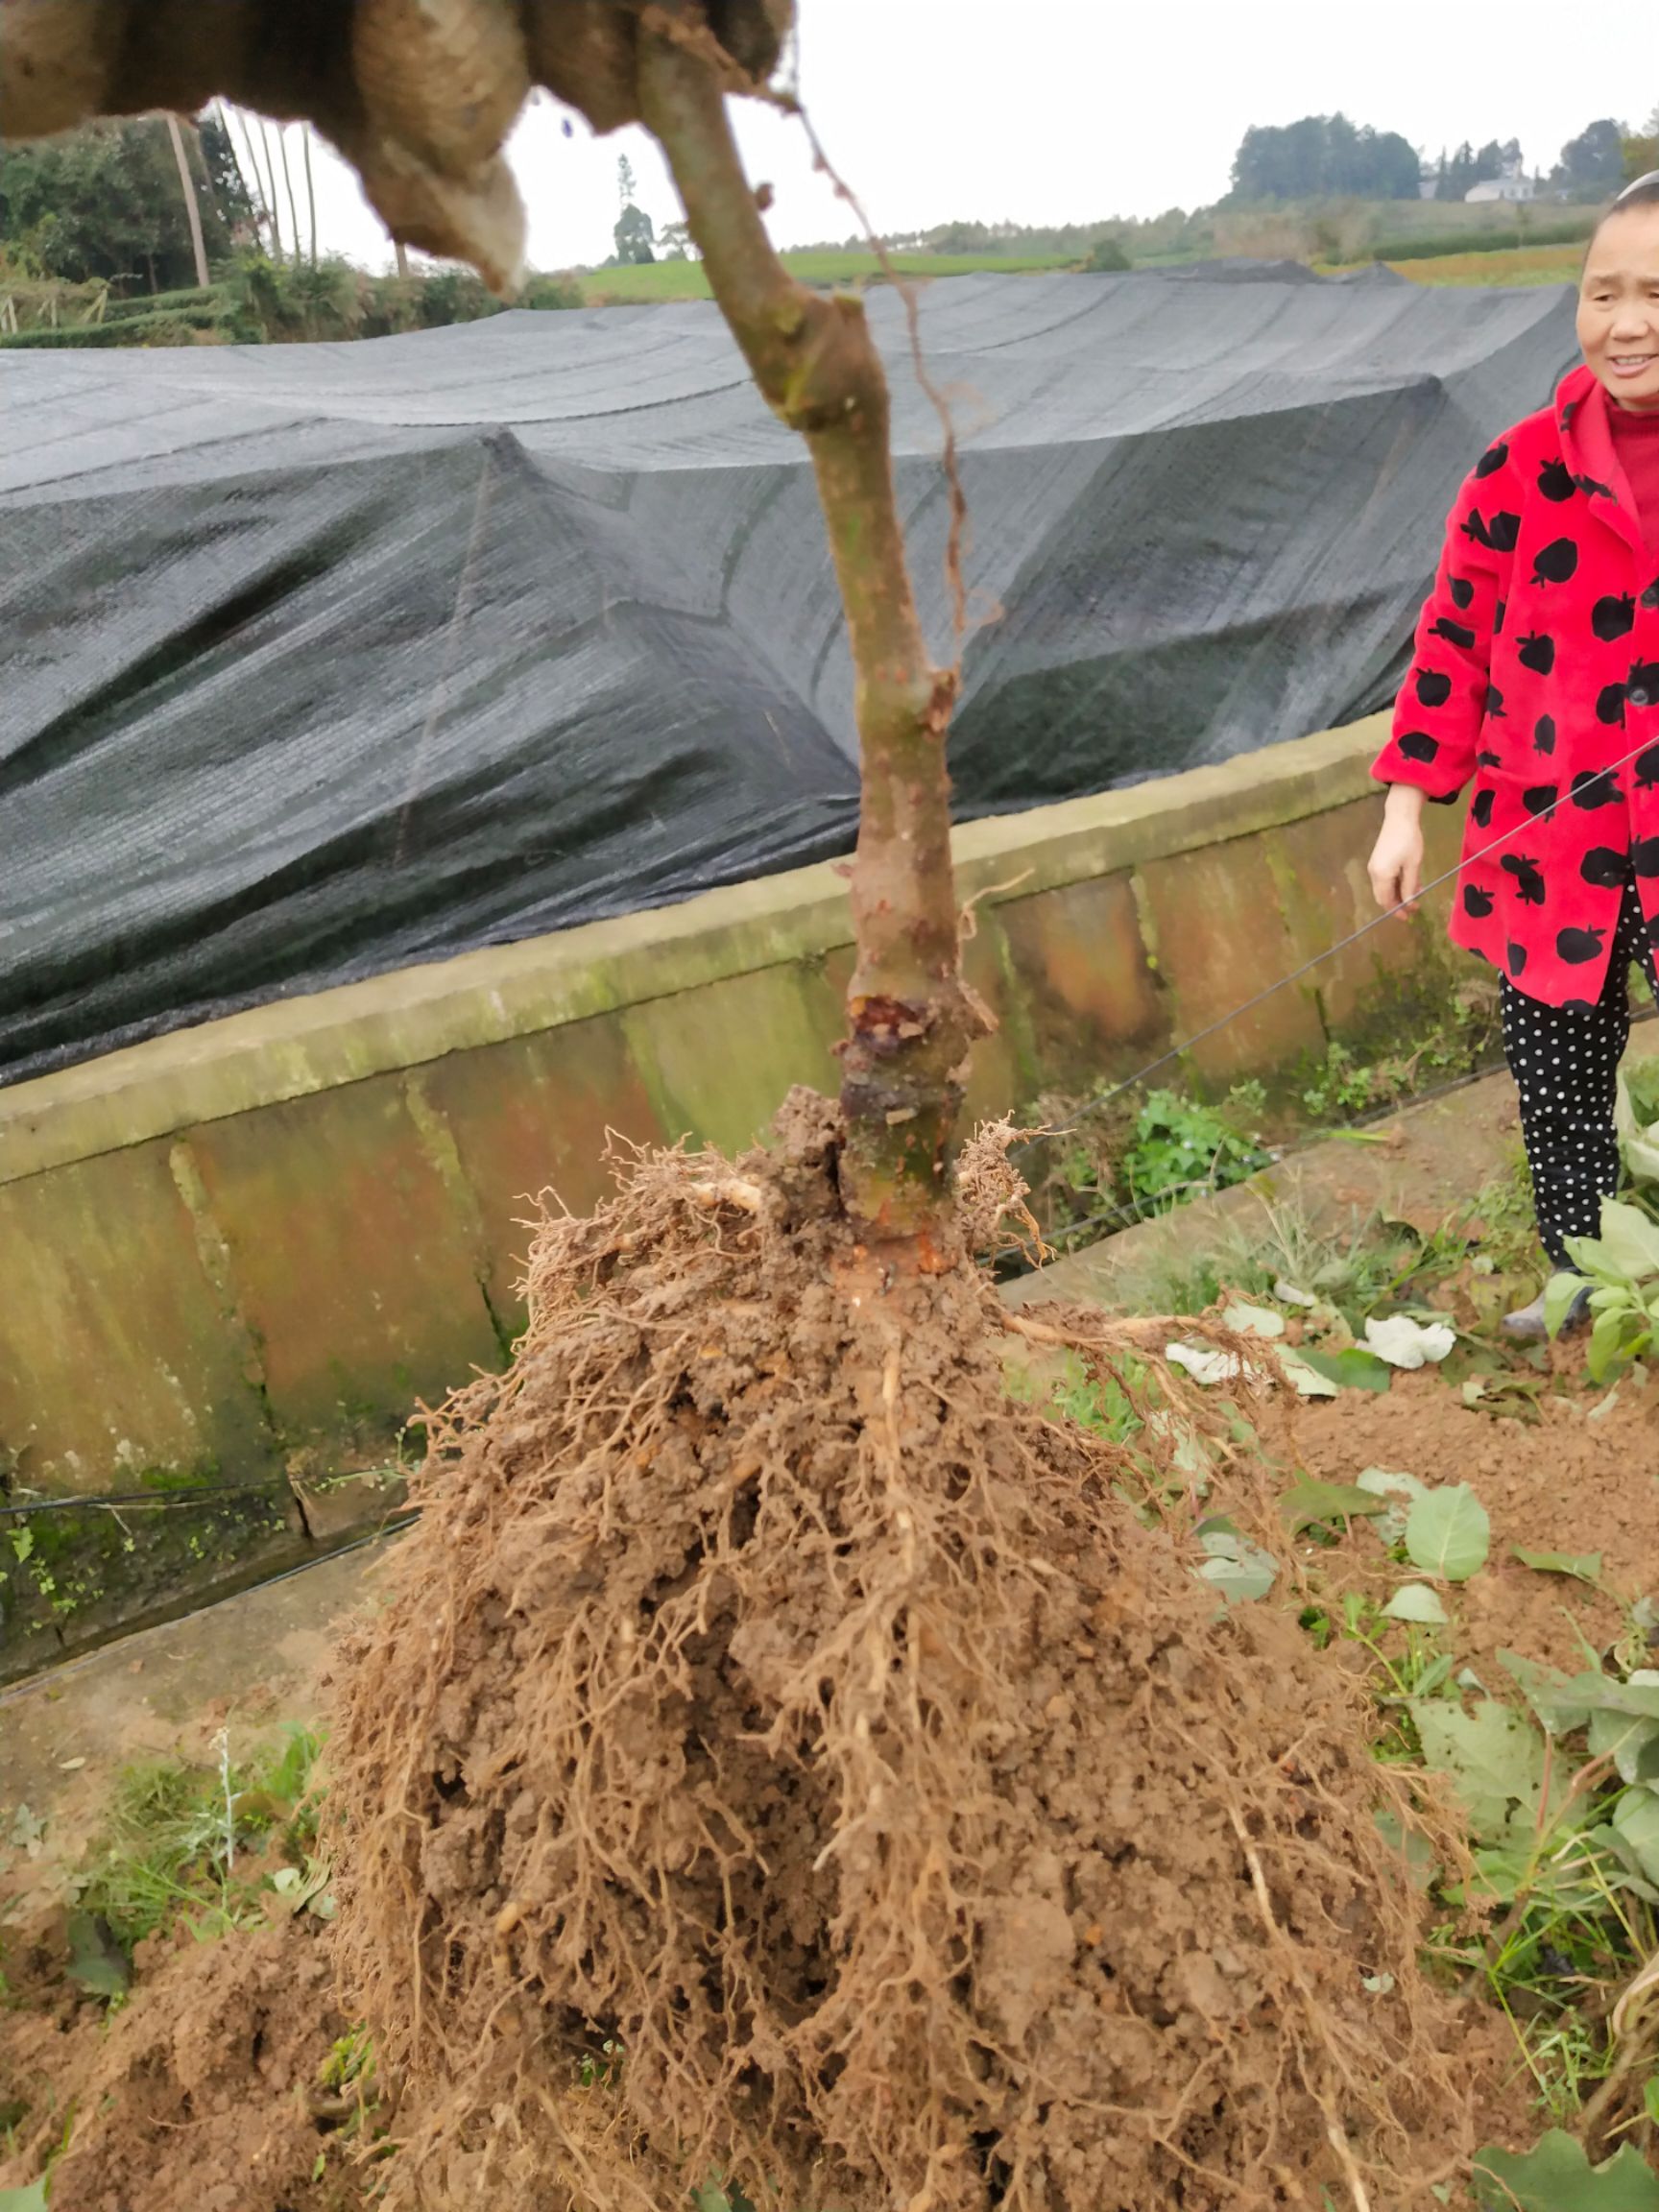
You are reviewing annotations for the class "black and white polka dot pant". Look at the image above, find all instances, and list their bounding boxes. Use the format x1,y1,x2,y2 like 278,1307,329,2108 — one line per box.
1501,881,1658,1267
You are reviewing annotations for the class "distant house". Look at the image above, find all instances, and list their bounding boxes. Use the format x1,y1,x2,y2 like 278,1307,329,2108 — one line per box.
1467,155,1535,204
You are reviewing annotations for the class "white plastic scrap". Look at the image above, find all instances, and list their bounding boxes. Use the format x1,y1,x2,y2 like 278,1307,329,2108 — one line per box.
1362,1314,1456,1370
1166,1342,1244,1387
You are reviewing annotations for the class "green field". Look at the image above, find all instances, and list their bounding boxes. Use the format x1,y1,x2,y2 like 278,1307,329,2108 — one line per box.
579,227,1592,309
574,247,1077,304
1389,242,1583,288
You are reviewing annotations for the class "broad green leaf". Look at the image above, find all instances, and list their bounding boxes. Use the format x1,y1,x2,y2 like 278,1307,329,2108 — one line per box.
1646,2077,1659,2127
1357,1465,1427,1545
1373,1806,1438,1889
1500,1654,1659,1736
1276,1351,1339,1399
1594,1198,1659,1282
0,2183,50,2212
1589,1704,1659,1786
1280,1479,1388,1534
1511,1548,1603,1584
1582,1823,1659,1904
1220,1300,1285,1339
1409,1699,1548,1846
1287,1345,1392,1392
1544,1271,1592,1337
1382,1582,1449,1625
1473,2128,1659,2210
65,1910,130,2000
1497,1650,1598,1735
1613,1787,1659,1889
1193,1529,1278,1605
1588,1306,1645,1384
1405,1485,1490,1581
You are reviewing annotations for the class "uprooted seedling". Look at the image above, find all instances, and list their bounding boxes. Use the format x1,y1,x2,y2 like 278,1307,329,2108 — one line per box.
326,1100,1477,2212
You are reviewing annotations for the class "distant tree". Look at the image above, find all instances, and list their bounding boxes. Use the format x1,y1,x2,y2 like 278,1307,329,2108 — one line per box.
1623,125,1659,182
0,114,248,290
1081,235,1130,272
612,151,655,263
1230,112,1421,202
613,202,656,263
1552,118,1629,197
658,217,695,259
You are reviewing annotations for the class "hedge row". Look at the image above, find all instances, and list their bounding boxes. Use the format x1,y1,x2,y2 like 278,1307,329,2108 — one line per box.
0,305,220,349
1349,217,1598,265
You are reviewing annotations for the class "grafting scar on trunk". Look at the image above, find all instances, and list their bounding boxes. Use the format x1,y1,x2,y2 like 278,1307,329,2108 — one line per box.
637,12,990,1247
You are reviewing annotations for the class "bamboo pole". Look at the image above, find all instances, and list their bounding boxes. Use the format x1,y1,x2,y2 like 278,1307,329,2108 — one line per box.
253,114,285,260
163,112,210,288
224,101,276,258
277,126,303,273
302,127,319,265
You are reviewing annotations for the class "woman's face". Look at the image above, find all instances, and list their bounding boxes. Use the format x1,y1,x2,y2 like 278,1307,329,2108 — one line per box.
1577,205,1659,413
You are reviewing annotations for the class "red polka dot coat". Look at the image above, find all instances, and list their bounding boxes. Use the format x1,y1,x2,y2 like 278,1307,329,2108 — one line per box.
1372,363,1659,1006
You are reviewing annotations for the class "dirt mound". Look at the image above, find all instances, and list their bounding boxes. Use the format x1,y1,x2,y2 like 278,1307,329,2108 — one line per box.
326,1095,1476,2211
0,1915,360,2212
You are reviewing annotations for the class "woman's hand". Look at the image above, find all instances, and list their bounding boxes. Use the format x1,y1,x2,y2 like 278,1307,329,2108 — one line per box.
1368,785,1427,917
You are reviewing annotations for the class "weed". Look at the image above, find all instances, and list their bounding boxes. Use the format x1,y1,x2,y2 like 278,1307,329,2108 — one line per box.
73,1726,326,1956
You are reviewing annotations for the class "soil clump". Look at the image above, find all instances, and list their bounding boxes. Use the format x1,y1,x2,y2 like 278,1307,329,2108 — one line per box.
0,1913,361,2211
325,1094,1477,2211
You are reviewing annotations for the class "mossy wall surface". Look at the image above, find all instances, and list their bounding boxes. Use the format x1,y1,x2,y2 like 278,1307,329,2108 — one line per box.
0,714,1470,1671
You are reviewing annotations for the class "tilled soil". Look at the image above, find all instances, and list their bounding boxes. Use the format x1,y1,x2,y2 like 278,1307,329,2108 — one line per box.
1297,1365,1659,1676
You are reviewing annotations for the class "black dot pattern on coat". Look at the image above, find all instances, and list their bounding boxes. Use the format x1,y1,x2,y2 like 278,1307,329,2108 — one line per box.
1503,881,1658,1265
1450,574,1477,610
1518,632,1555,675
1501,851,1547,903
1533,714,1557,756
1416,669,1453,708
1531,537,1579,587
1573,768,1623,810
1594,593,1636,641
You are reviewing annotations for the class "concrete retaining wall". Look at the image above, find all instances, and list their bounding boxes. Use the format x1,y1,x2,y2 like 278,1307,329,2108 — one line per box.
0,713,1468,1668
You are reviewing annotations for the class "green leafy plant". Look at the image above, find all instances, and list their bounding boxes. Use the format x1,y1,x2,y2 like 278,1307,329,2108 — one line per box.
1473,2129,1659,2209
1551,1198,1659,1380
73,1725,326,1956
1122,1086,1272,1214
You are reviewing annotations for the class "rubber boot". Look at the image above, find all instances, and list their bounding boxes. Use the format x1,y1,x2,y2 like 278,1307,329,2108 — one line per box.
1501,1276,1592,1343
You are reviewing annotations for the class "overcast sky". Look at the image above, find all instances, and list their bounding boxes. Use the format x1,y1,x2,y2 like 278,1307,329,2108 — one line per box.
266,0,1656,274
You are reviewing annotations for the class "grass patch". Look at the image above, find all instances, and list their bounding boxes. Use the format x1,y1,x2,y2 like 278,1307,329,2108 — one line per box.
73,1725,327,1959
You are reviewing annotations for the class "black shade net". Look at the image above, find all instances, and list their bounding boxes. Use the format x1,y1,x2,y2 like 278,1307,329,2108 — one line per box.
0,266,1577,1084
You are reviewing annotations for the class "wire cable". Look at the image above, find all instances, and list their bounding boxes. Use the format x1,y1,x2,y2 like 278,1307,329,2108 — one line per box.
1027,722,1659,1145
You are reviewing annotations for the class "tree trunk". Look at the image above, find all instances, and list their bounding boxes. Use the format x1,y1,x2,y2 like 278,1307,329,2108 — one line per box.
164,112,211,288
225,101,274,257
278,127,303,273
302,127,319,264
395,239,411,279
637,23,987,1249
254,114,285,260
